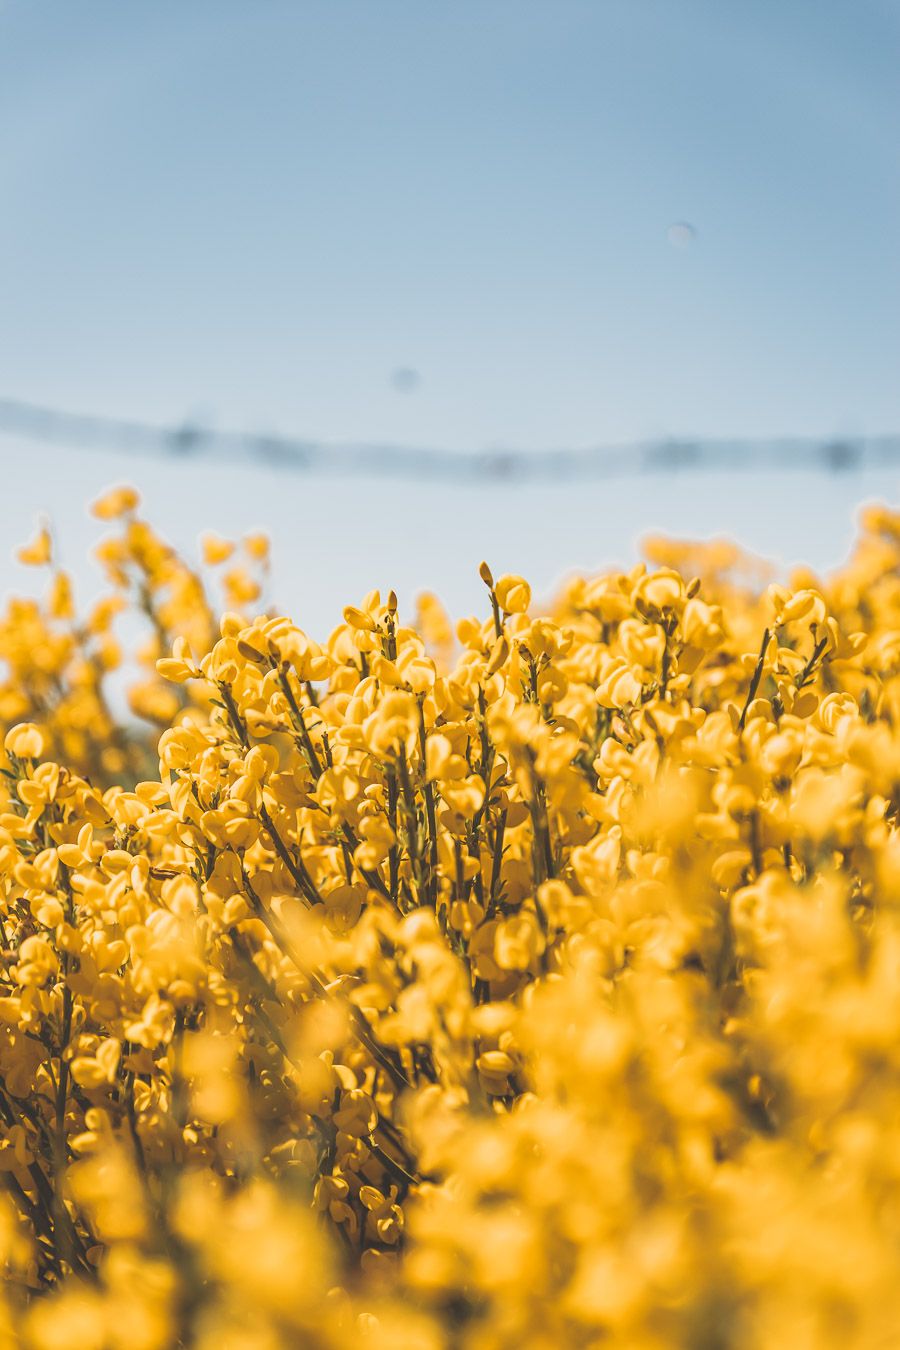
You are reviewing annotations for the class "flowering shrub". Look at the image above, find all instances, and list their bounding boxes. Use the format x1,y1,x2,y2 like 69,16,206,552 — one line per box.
3,491,900,1347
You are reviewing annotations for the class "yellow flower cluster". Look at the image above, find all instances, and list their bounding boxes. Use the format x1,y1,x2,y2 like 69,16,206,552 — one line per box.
3,492,900,1347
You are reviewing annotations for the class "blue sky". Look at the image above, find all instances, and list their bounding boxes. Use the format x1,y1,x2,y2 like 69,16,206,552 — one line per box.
0,0,898,632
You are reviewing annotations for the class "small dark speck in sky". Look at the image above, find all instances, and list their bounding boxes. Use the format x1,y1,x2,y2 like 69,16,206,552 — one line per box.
667,221,697,249
390,367,422,393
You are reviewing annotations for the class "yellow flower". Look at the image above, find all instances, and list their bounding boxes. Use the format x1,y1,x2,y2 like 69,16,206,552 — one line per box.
91,484,140,519
5,492,900,1348
243,530,270,562
17,526,52,566
495,574,531,614
4,721,46,759
200,532,235,565
156,635,198,683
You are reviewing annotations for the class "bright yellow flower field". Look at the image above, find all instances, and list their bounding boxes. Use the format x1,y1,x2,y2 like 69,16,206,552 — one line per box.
2,490,900,1348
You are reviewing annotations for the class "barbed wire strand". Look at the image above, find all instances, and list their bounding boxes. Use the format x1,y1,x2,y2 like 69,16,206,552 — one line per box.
0,397,897,484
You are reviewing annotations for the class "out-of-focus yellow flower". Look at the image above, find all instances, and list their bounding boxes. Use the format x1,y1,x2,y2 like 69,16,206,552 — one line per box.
243,530,270,562
91,485,140,519
200,532,235,565
17,526,52,566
